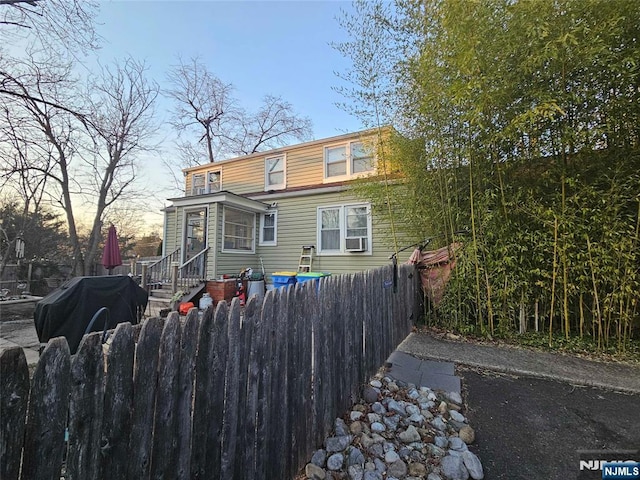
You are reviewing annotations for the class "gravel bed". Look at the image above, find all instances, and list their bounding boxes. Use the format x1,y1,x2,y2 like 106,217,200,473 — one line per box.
303,372,484,480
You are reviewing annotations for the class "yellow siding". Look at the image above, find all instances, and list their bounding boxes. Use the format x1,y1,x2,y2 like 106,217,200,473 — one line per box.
181,129,385,195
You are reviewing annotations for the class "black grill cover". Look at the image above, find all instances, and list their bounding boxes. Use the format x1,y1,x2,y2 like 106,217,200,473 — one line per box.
34,275,148,354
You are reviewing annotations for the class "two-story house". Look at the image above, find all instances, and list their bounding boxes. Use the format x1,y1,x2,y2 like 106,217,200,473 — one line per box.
159,127,398,291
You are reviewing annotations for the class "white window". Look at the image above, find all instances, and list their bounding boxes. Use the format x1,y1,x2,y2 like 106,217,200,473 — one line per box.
317,203,372,254
191,170,221,195
265,155,286,190
191,173,206,195
259,211,277,246
351,142,374,174
325,146,347,178
324,141,375,181
223,206,255,253
208,171,222,192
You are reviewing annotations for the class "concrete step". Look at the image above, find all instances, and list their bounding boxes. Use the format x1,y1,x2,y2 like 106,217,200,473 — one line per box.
150,289,174,300
148,296,172,304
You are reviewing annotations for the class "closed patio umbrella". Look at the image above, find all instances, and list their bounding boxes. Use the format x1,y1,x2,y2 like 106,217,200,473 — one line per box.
102,224,123,275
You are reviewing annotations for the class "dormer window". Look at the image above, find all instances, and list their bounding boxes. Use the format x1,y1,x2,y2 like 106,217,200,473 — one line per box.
208,171,222,192
265,155,286,190
191,170,222,196
324,141,374,181
192,173,206,195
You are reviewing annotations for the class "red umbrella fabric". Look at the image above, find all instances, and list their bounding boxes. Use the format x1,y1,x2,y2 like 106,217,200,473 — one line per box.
102,224,123,273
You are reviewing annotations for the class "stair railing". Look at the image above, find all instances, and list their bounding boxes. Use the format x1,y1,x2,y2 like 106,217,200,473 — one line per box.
143,248,181,290
177,247,209,292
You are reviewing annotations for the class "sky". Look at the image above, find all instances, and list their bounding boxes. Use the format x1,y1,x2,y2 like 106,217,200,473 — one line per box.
94,0,364,223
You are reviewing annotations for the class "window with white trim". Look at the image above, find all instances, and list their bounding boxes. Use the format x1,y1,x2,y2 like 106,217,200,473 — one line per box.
191,173,206,195
223,206,255,252
208,171,222,192
351,142,374,174
265,155,286,190
317,203,372,254
324,141,374,180
191,170,222,195
259,211,277,246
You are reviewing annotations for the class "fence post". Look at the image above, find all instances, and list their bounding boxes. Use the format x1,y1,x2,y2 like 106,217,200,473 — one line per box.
141,263,148,290
171,262,179,294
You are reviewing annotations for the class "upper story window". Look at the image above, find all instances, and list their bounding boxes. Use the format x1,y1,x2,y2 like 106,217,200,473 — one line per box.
324,141,374,181
191,170,222,195
192,173,205,195
208,171,222,192
265,155,286,190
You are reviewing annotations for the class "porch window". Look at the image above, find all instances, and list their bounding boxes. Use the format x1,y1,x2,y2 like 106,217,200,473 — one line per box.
223,206,255,252
317,203,371,254
259,211,277,246
265,155,286,190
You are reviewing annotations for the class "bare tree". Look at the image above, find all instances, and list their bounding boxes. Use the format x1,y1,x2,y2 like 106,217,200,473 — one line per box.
80,58,159,274
166,56,313,167
1,56,158,275
0,0,98,114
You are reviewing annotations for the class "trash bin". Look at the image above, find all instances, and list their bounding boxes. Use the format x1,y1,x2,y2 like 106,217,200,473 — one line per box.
247,279,265,304
272,271,297,289
296,272,331,291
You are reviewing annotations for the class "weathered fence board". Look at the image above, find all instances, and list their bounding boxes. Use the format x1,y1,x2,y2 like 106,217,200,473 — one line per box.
0,347,29,480
255,289,274,478
235,294,256,479
67,332,104,480
150,313,182,480
100,322,134,479
5,263,420,480
190,305,214,479
127,316,164,480
243,293,264,479
176,308,199,480
220,298,242,478
21,337,70,480
273,286,290,478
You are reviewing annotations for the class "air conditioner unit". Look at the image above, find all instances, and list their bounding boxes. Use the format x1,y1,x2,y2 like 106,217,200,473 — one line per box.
345,237,367,252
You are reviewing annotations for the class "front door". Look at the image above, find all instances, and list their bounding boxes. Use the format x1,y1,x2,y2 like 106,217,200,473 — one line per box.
184,208,206,263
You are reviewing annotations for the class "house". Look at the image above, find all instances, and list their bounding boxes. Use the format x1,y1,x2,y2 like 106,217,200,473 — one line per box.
156,127,400,301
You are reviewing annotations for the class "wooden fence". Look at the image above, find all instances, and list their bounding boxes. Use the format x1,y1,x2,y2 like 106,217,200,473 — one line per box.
0,264,419,480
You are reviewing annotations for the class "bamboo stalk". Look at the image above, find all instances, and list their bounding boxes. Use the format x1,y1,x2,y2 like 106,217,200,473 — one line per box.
586,235,603,350
549,216,559,348
579,292,584,338
468,149,484,332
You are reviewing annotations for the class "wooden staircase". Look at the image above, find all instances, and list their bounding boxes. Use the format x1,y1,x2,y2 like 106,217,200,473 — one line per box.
144,246,209,317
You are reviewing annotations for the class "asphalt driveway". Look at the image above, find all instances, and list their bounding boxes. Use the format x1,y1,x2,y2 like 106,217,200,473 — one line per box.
398,332,640,480
461,367,640,479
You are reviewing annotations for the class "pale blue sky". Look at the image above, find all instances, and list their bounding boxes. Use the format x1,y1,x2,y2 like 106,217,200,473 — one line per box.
92,0,364,226
96,0,361,144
